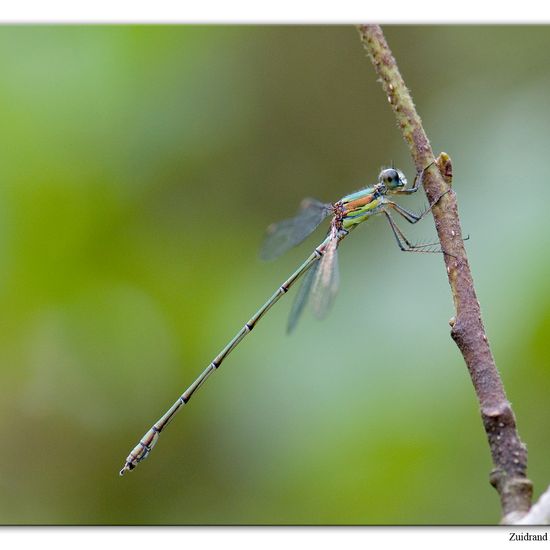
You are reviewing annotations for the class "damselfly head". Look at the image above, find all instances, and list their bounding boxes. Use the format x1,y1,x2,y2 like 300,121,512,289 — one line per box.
378,168,407,191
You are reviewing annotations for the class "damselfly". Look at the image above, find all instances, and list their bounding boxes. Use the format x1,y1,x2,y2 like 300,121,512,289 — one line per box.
120,166,444,475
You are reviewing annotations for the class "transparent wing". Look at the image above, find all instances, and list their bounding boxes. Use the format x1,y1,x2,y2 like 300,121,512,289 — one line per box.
260,198,332,261
310,237,340,320
287,260,320,334
286,235,340,333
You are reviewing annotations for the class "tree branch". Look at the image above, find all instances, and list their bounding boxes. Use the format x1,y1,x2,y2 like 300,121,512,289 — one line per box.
357,24,533,523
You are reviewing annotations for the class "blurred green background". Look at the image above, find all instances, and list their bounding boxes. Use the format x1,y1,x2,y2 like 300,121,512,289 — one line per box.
0,25,548,525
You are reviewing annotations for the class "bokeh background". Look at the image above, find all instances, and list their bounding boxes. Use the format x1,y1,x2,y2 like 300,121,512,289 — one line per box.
0,25,548,525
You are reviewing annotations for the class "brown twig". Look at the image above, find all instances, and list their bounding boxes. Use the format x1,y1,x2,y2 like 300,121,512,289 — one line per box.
357,24,533,523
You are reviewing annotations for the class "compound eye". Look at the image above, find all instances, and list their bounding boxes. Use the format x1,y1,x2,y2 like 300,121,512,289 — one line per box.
379,168,401,186
386,170,399,186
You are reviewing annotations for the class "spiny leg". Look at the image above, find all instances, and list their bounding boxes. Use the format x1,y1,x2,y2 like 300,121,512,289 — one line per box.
387,188,451,225
389,157,451,223
413,188,452,221
393,160,435,195
384,211,461,259
383,211,442,254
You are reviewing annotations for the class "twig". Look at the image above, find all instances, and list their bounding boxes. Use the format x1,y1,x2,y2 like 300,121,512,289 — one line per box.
516,485,550,525
357,24,533,523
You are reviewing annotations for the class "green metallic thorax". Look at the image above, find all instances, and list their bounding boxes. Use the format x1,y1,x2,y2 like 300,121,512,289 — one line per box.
341,186,376,203
339,186,385,230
